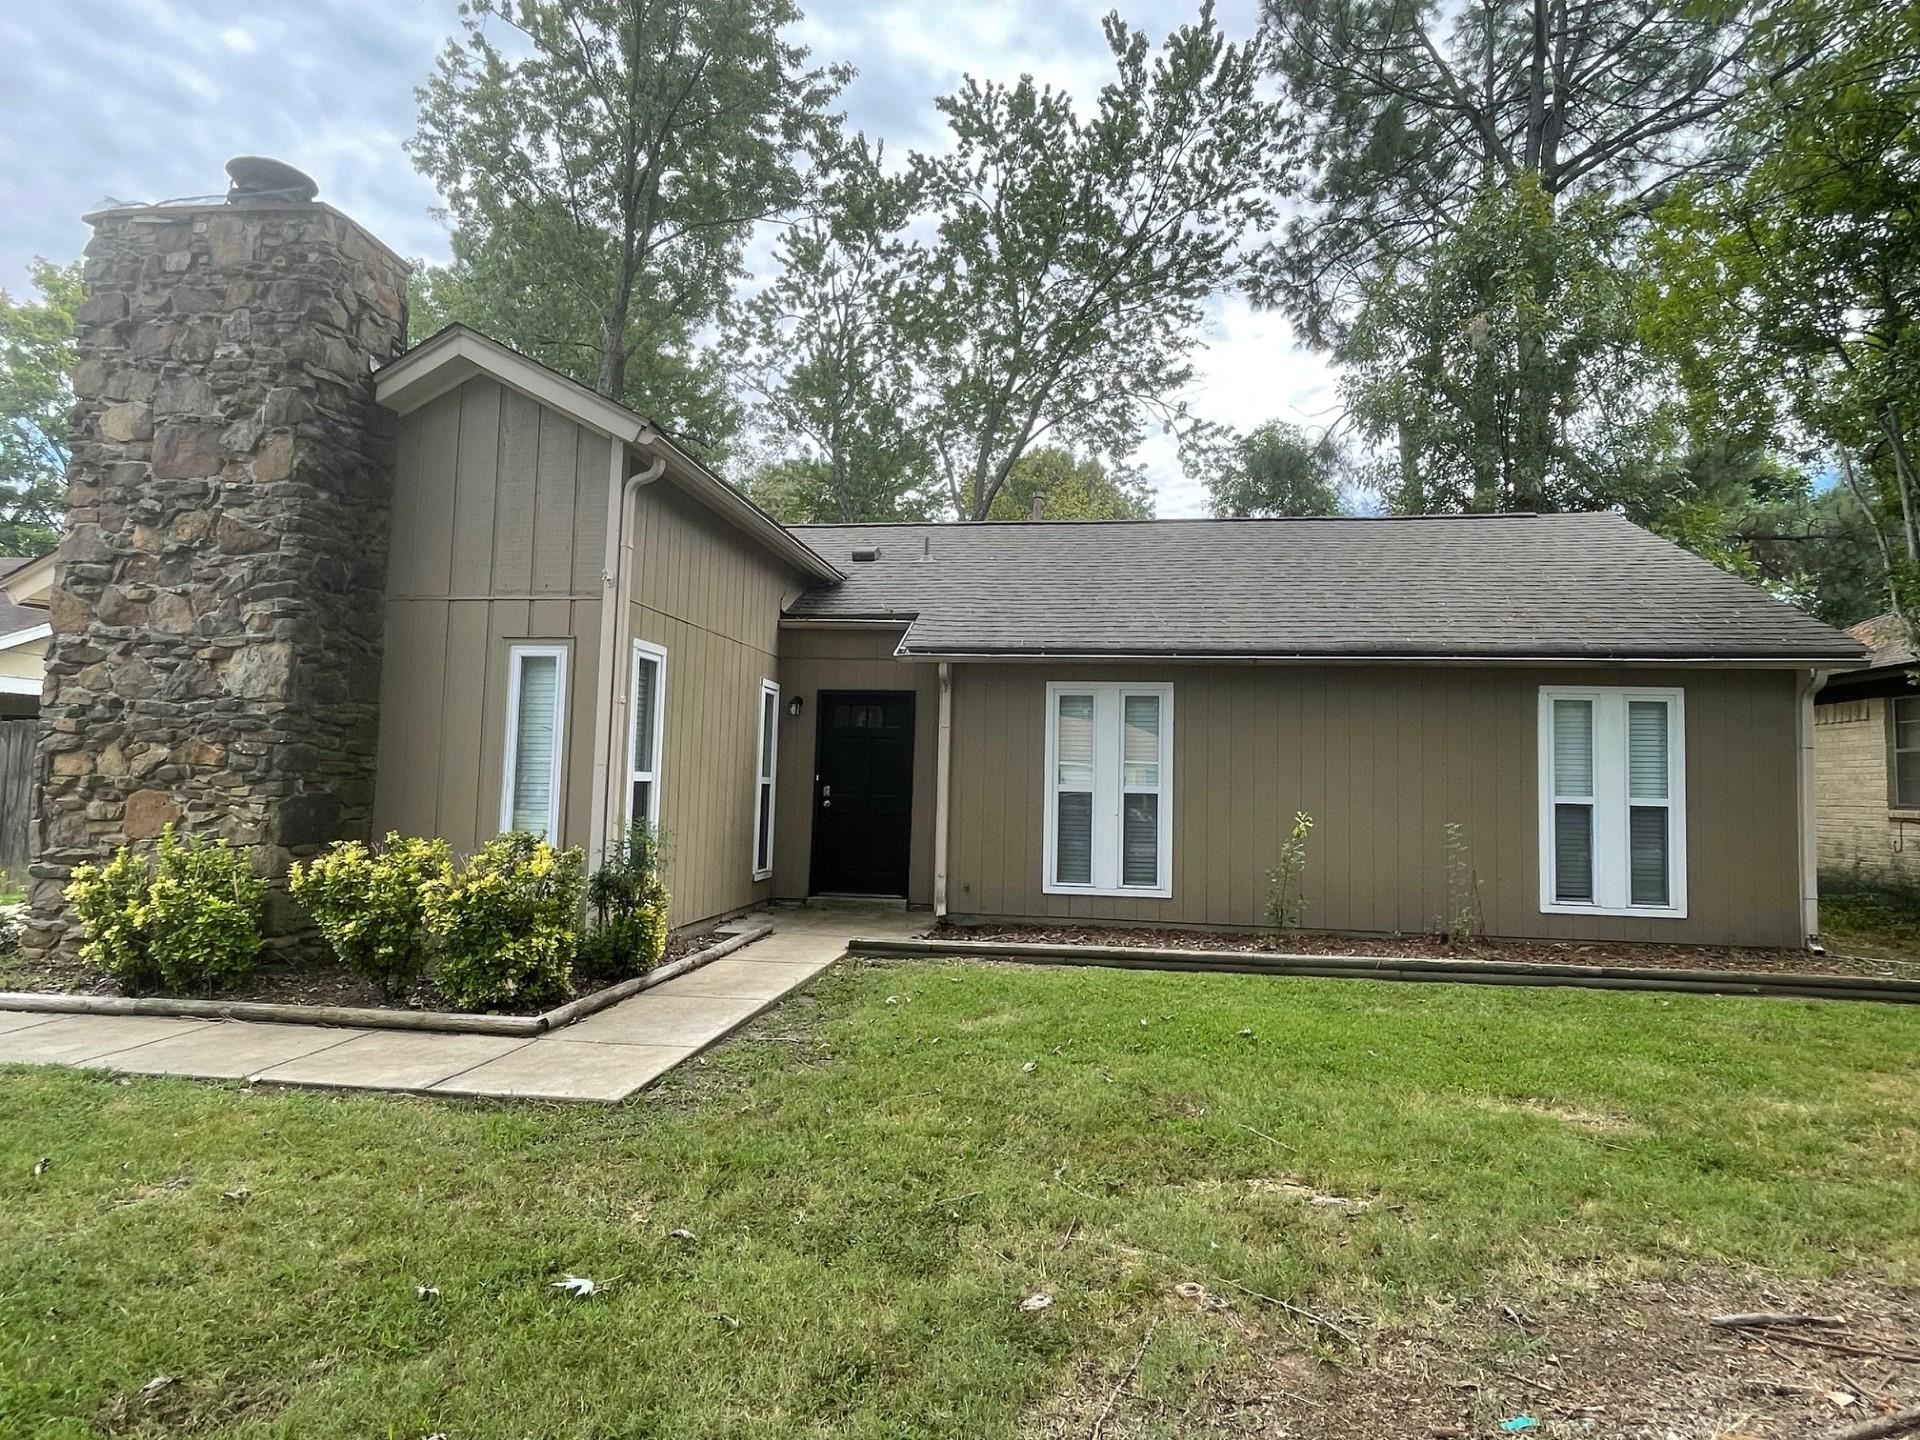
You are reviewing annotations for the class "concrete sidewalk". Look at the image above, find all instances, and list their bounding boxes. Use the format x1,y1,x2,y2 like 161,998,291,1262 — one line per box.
0,905,916,1102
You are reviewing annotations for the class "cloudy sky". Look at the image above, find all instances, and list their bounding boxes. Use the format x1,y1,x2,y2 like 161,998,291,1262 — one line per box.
0,0,1336,516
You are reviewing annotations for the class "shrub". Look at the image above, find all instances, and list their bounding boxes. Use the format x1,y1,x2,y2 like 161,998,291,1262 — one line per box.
65,825,265,993
1262,810,1315,944
579,820,671,982
422,832,585,1011
289,833,451,994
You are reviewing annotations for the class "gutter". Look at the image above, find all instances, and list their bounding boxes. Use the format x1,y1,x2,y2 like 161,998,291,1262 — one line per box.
587,444,667,868
934,662,952,918
1797,668,1828,949
884,648,1869,670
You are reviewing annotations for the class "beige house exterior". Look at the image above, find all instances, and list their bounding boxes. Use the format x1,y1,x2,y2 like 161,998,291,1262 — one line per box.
358,327,1864,949
1814,616,1920,892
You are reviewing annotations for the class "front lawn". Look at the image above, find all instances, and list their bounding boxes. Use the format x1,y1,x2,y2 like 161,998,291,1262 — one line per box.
3,961,1917,1438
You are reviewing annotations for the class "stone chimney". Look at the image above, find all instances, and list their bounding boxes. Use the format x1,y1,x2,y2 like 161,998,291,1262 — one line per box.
23,162,409,954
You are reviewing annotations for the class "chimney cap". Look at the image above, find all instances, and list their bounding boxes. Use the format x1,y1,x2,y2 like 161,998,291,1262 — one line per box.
225,156,318,204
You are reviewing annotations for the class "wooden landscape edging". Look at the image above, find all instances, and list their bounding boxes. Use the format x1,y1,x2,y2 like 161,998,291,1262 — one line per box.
844,936,1920,1005
0,923,774,1036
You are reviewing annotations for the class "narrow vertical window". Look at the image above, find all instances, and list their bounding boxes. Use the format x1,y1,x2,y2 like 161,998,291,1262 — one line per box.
628,639,667,828
1539,687,1685,916
501,643,568,839
754,679,778,880
1045,683,1173,897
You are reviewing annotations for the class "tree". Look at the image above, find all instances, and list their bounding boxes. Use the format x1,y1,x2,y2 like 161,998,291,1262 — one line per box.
728,137,933,521
985,447,1154,521
1258,0,1773,510
1340,177,1664,512
409,0,847,450
1207,420,1348,517
0,259,80,557
907,4,1297,520
1640,0,1920,621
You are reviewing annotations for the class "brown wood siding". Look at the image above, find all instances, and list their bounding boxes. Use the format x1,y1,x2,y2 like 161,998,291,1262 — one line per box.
375,380,608,856
947,663,1805,947
772,627,939,906
624,481,807,928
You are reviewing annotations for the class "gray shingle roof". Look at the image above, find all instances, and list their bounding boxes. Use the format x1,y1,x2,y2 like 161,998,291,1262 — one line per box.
784,513,1867,663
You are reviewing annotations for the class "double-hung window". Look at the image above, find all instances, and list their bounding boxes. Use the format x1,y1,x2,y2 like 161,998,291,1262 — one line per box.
1892,695,1920,808
500,643,568,839
1044,682,1173,897
628,639,667,828
753,679,778,880
1539,686,1685,917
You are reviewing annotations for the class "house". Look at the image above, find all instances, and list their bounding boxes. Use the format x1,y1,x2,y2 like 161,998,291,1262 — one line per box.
0,555,51,719
21,176,1868,957
1814,613,1919,892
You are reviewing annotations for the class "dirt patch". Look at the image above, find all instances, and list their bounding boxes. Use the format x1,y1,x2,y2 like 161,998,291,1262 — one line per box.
931,923,1916,983
0,926,725,1016
1470,1097,1648,1136
1028,1272,1920,1438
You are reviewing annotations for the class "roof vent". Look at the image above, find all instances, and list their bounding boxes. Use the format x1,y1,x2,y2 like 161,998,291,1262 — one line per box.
225,156,319,204
851,545,880,563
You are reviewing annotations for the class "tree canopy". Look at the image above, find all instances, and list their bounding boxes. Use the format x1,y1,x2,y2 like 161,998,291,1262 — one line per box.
0,259,80,557
1206,421,1349,517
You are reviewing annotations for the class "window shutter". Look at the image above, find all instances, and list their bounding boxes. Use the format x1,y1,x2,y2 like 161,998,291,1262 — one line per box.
510,653,560,835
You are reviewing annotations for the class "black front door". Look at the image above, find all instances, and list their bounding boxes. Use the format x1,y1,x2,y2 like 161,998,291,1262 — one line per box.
810,690,915,896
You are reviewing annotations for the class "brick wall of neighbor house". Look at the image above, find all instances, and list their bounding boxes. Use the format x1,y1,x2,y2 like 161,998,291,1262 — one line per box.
23,199,408,954
1815,697,1920,889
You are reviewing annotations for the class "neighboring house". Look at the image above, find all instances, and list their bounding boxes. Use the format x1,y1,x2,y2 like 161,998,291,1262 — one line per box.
1814,614,1920,891
23,180,1869,956
0,555,50,719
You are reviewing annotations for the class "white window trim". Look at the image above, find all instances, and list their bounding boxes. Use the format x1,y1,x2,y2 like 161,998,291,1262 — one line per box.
1042,681,1174,899
753,678,779,880
627,637,668,828
1537,685,1687,919
499,642,569,840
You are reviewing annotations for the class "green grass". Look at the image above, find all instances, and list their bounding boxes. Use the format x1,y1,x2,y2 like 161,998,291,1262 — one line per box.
3,960,1917,1438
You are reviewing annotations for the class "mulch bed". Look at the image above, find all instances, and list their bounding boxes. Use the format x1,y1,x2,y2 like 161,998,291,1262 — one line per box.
928,923,1920,982
0,927,722,1017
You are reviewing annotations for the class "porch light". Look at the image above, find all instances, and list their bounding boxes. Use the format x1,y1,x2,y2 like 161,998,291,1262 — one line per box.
788,694,804,718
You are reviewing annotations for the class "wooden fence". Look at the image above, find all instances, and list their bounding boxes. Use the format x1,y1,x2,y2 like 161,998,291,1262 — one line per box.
0,719,35,885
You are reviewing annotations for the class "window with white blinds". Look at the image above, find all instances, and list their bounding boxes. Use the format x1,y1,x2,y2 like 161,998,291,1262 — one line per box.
500,644,568,839
1044,683,1173,897
753,679,778,880
1539,687,1685,917
628,639,667,829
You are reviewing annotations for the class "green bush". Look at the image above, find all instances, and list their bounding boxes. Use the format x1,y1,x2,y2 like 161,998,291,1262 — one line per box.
580,820,671,982
65,825,265,994
422,832,585,1011
289,833,451,994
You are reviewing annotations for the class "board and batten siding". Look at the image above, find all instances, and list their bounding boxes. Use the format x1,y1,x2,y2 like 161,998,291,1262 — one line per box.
772,626,939,905
374,378,608,858
947,663,1804,947
624,479,808,928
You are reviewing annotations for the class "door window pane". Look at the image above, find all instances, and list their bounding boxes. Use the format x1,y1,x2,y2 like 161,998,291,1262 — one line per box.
1122,793,1159,887
1056,791,1093,885
1628,700,1669,799
1122,694,1160,787
1552,699,1592,796
1554,803,1593,903
1056,695,1095,786
1629,806,1669,906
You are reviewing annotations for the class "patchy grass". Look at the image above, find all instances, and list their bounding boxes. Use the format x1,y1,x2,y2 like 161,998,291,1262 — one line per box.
2,960,1917,1438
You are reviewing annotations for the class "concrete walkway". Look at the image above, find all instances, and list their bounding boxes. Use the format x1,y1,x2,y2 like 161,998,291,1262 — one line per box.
0,905,917,1102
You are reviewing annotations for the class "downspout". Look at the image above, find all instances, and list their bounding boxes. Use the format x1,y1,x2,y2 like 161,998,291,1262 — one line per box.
934,662,952,919
1797,667,1828,950
587,443,668,868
